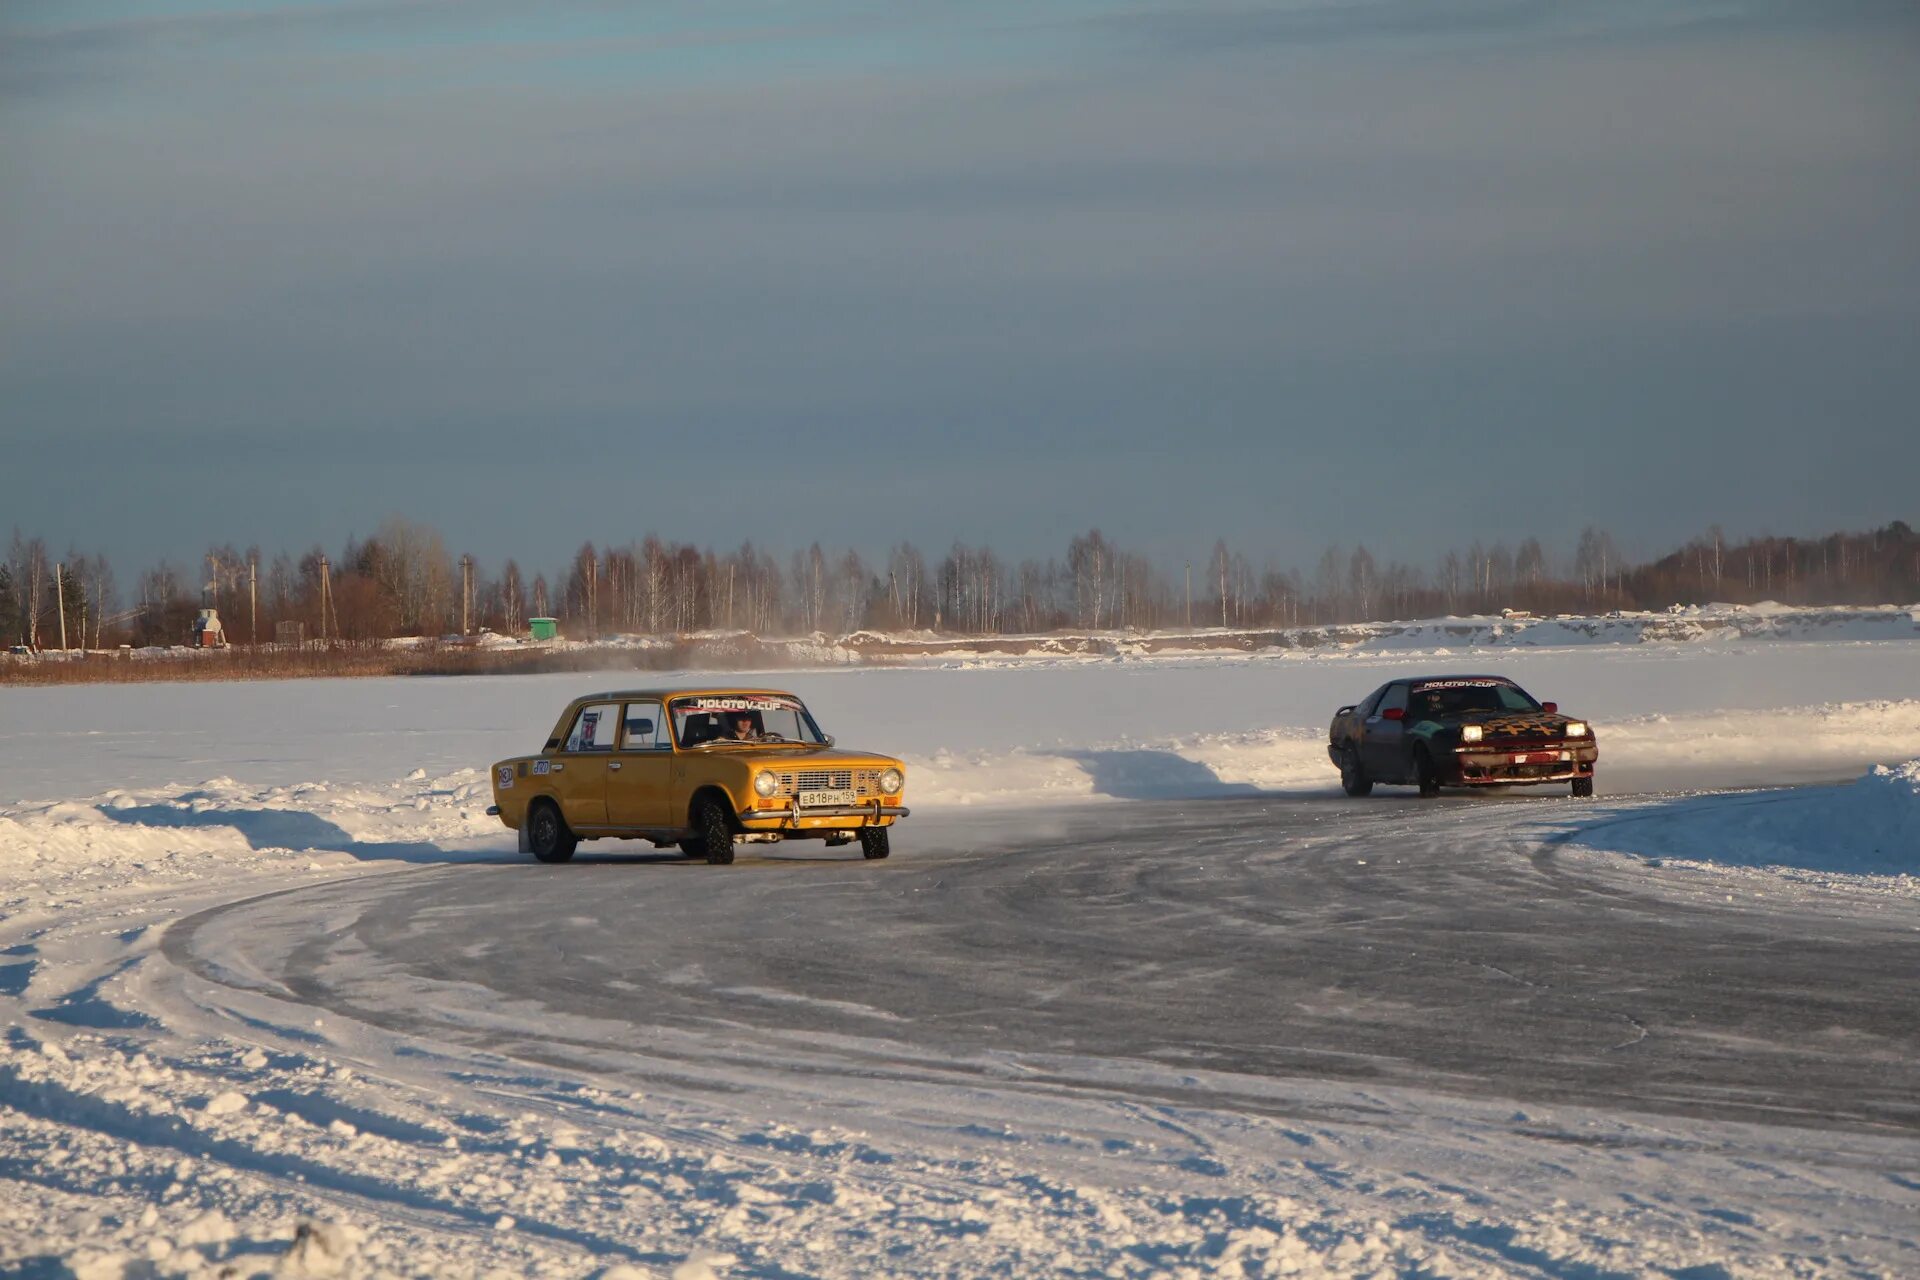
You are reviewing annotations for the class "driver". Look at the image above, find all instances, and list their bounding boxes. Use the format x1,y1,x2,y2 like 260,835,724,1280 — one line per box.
726,713,760,741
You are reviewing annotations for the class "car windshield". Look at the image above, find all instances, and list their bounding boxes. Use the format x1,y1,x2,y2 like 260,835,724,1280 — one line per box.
670,694,826,748
1408,680,1540,718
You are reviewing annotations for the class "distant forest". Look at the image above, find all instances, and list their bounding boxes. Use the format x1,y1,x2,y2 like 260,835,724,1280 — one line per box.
3,520,1917,651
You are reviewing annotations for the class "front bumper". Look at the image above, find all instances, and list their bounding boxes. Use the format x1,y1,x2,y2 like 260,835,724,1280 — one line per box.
739,800,910,829
1453,742,1597,785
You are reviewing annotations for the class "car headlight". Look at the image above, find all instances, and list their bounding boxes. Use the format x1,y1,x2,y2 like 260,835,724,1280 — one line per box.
1460,725,1483,744
1564,722,1588,738
753,771,779,797
878,768,904,795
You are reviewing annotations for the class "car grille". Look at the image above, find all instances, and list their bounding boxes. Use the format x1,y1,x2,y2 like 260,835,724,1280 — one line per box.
771,770,880,798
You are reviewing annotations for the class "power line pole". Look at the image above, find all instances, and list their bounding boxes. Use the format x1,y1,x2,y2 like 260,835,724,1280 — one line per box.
461,556,472,635
249,556,258,647
1184,562,1191,630
319,556,332,644
56,562,68,651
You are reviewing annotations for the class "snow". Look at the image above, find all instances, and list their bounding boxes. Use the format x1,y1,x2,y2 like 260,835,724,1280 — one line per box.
1568,757,1920,880
3,637,1919,1276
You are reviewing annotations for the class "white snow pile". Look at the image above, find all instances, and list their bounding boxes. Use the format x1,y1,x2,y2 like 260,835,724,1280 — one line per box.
1570,758,1920,880
0,772,502,898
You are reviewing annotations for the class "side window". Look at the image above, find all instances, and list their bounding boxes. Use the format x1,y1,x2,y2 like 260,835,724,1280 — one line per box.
1377,684,1409,716
620,700,668,751
563,702,619,752
1357,684,1389,718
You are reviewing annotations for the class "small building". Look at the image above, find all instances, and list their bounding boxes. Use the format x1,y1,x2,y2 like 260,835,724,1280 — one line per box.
529,617,559,642
193,609,227,648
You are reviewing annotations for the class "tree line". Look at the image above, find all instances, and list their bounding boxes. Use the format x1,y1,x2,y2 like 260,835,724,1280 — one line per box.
2,519,1916,651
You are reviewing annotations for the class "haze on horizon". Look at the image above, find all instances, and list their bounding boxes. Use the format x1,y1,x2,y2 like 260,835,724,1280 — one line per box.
3,0,1917,578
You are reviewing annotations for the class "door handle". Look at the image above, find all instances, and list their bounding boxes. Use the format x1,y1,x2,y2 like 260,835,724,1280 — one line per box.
609,762,622,771
551,763,565,772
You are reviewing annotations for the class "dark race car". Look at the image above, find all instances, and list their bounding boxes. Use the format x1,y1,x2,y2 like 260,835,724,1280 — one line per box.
1328,675,1597,798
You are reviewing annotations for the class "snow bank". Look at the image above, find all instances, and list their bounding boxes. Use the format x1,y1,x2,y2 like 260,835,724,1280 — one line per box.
1570,759,1920,879
7,636,1919,803
837,602,1920,664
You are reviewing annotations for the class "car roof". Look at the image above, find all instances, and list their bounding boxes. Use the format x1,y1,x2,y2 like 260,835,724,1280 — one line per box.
567,686,801,704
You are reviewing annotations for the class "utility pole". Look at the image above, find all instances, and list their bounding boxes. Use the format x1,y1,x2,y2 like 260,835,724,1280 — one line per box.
56,563,68,651
461,556,472,635
249,557,258,647
1184,563,1191,630
727,563,735,629
319,556,332,644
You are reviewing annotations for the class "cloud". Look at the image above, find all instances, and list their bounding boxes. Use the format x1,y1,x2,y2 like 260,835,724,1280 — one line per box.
2,2,1917,568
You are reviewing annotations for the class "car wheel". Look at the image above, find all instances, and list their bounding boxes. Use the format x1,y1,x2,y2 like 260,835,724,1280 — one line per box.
1571,775,1594,798
860,827,891,860
1339,753,1374,798
676,838,705,858
527,801,577,864
1414,748,1440,798
697,799,735,865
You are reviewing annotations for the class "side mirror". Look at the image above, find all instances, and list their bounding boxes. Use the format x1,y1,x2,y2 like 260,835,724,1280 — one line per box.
1382,707,1405,722
1542,702,1558,714
824,735,836,747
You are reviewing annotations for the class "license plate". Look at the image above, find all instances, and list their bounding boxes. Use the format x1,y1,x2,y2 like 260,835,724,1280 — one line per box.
797,789,858,808
1512,752,1554,764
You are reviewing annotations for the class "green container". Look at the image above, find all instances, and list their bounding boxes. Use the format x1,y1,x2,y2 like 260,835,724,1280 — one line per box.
529,617,559,641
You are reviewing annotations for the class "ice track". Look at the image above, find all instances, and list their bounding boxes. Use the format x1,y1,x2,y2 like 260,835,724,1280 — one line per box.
166,797,1920,1135
8,794,1907,1276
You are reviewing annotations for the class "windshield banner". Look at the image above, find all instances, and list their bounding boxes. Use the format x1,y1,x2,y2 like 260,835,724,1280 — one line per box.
674,696,803,713
1410,679,1512,691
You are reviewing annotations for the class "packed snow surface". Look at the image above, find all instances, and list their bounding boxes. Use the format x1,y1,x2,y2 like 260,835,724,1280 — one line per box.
3,640,1919,1276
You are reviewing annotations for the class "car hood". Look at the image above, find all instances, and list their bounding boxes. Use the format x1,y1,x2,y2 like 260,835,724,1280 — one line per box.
1437,709,1578,737
695,745,904,768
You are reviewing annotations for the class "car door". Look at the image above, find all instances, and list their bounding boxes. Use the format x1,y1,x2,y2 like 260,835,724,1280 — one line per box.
607,699,674,828
1361,682,1410,781
552,701,617,827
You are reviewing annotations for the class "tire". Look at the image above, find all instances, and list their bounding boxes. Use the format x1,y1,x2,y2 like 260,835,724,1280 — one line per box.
1414,748,1440,798
697,799,735,865
676,838,705,859
1339,753,1374,798
860,827,891,860
1571,775,1594,798
526,801,577,864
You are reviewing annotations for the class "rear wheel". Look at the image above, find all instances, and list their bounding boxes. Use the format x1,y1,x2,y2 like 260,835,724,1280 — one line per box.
1571,775,1595,798
1414,748,1440,798
526,801,577,864
1339,752,1373,798
860,827,891,860
697,799,735,865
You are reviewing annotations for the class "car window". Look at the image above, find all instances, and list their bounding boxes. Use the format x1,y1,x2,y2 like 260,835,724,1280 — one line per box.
562,702,619,752
620,700,669,751
670,695,824,747
1408,681,1541,718
1357,685,1389,717
1377,684,1408,715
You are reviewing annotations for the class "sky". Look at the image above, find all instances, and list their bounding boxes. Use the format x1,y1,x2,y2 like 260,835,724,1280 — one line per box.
3,0,1918,580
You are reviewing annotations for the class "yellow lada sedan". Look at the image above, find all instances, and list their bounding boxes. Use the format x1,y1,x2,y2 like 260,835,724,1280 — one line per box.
487,688,908,865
